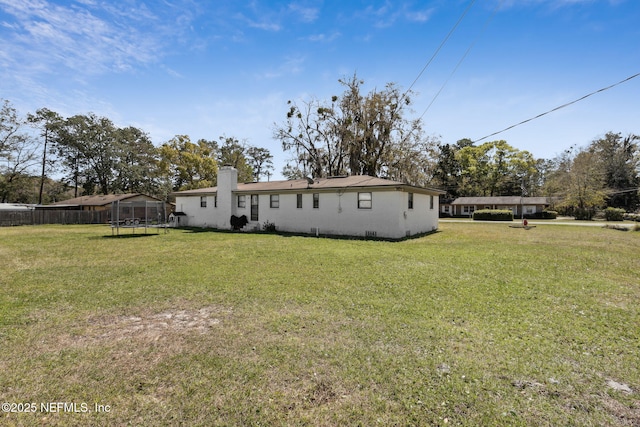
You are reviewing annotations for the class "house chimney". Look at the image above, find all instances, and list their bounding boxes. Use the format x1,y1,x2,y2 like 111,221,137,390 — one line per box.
217,166,238,229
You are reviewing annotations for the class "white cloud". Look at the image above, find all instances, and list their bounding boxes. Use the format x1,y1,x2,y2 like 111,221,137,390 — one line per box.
288,3,320,23
246,19,282,31
0,0,209,124
255,55,306,80
0,0,168,78
234,9,282,32
357,2,434,28
307,31,341,42
362,2,397,28
497,0,599,9
406,8,434,23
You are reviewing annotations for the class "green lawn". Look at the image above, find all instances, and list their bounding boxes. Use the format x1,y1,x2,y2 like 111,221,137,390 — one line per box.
1,223,638,426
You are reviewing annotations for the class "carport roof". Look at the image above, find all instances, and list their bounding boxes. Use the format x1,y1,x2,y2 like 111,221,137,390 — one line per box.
50,193,158,207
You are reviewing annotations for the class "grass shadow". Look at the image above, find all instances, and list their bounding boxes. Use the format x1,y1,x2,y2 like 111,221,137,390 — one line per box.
101,233,160,239
173,226,440,242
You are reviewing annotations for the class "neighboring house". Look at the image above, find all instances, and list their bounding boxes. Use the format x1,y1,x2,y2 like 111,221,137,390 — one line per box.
0,203,33,211
0,196,170,226
172,166,445,239
0,203,34,226
45,193,171,225
49,193,166,212
443,196,551,218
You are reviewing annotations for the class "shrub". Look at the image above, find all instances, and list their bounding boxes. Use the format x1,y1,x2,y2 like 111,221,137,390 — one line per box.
262,220,277,232
472,209,513,221
541,210,557,219
575,208,595,221
555,205,573,217
593,210,606,220
604,207,625,222
524,210,557,219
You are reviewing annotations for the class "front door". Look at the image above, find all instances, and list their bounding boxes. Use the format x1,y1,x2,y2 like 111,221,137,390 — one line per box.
251,195,259,221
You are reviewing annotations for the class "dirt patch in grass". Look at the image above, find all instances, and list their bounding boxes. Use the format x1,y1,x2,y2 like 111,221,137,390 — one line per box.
88,306,228,340
34,304,233,352
600,394,640,426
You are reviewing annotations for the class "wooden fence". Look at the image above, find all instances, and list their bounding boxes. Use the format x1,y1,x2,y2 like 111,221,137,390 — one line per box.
0,210,109,226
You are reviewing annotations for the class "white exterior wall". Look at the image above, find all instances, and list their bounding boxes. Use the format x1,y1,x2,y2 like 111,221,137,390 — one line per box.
175,166,240,228
173,164,441,239
174,194,215,228
180,189,439,239
405,192,440,236
249,191,402,238
217,166,237,229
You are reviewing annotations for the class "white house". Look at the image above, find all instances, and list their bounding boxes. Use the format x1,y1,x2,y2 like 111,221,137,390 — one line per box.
445,196,551,218
172,166,444,239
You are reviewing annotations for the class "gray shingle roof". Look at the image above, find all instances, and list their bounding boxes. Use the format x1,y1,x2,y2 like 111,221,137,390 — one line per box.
50,193,160,206
173,175,445,196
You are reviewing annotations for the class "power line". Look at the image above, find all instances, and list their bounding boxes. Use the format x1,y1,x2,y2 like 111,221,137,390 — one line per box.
473,72,640,143
391,0,484,145
404,0,476,98
385,1,477,145
418,0,502,121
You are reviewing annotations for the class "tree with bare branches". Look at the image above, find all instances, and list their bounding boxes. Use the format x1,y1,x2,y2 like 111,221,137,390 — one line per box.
0,100,40,202
274,74,436,184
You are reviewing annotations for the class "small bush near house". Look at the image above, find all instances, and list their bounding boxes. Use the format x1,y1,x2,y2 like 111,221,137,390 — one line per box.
473,209,513,221
575,208,596,220
541,209,558,219
524,210,557,219
262,220,277,232
604,207,626,221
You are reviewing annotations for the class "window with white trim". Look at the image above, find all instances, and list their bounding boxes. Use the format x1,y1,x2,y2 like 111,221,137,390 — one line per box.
270,194,279,208
408,192,414,209
296,193,302,209
237,195,246,208
358,192,372,209
200,196,207,208
313,193,319,209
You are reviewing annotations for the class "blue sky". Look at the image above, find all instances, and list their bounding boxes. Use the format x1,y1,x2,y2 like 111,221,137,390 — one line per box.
1,0,638,179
